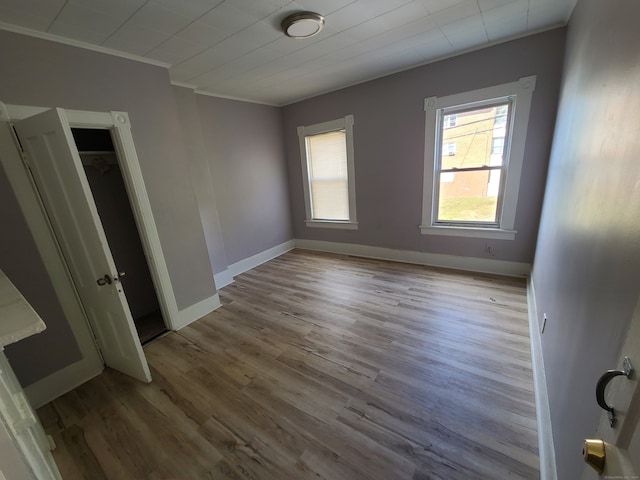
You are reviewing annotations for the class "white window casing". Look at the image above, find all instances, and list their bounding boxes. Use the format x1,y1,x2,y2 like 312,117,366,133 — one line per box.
420,75,536,240
297,114,358,230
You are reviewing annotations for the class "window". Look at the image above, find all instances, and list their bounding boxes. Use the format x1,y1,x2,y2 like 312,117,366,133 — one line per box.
420,76,536,240
297,115,357,229
442,142,456,156
443,114,457,128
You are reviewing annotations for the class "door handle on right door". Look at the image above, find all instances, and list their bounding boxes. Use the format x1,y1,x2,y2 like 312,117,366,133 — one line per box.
595,357,634,427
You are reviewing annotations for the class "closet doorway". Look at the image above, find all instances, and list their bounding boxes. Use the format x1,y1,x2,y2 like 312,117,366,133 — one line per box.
72,128,167,344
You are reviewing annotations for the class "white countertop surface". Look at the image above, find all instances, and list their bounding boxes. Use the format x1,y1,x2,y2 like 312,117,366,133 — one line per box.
0,269,46,348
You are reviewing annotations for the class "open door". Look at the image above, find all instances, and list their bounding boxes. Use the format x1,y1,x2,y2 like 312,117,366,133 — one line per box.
582,296,640,479
14,108,151,383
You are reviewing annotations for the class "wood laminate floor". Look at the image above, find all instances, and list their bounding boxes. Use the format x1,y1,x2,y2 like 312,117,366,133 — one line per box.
37,250,539,480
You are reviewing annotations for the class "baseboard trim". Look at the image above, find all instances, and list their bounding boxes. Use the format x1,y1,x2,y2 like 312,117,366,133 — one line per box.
24,358,103,409
213,269,235,290
526,276,557,480
228,240,296,278
177,293,222,330
294,239,531,277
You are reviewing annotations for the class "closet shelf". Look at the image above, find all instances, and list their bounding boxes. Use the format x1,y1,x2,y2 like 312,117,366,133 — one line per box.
78,150,115,155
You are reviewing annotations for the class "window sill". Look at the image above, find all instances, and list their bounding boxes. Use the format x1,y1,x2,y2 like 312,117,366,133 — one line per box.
305,220,358,230
419,225,516,240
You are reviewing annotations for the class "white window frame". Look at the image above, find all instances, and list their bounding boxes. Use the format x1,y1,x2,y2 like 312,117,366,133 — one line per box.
297,114,358,230
420,76,536,240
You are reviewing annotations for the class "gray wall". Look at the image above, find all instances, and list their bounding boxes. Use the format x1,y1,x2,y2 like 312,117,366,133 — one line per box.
0,166,82,385
282,29,565,264
0,30,216,385
532,1,640,478
197,95,293,266
173,85,229,276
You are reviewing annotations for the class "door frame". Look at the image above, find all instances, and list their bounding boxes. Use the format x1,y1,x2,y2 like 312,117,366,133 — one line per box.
0,103,180,406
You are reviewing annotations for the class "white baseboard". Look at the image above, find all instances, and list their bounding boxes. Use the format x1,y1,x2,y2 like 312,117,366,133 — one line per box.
24,358,103,409
294,239,531,277
177,293,221,330
527,276,557,480
227,240,296,278
213,269,235,290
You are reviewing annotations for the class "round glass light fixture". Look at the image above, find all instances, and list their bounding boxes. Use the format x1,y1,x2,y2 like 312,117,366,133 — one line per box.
281,11,324,39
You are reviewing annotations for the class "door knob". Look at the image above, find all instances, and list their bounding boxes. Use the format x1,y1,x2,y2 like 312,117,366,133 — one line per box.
113,271,126,282
583,438,606,474
96,274,113,286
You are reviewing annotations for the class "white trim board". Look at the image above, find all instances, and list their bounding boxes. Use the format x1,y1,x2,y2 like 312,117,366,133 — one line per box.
228,240,296,278
213,240,296,290
24,359,103,410
177,293,221,330
527,276,557,480
294,239,531,277
213,269,235,290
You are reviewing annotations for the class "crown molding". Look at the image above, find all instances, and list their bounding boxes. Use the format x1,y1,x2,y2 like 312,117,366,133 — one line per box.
0,22,170,68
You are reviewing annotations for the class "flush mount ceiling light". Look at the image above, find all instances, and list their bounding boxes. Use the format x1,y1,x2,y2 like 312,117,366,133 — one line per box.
281,11,324,39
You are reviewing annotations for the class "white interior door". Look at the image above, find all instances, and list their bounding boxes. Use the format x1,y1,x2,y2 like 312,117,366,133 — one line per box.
582,296,640,479
14,108,151,383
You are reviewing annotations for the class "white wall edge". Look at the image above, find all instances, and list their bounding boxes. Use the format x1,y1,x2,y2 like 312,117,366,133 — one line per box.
227,240,296,278
213,270,235,290
527,275,558,480
24,360,103,409
177,293,222,330
294,239,531,277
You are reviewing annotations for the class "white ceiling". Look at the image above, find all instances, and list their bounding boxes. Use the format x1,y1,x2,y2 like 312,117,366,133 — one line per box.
0,0,575,105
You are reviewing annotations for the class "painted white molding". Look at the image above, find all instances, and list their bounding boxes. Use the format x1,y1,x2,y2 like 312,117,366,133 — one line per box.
212,240,296,290
24,360,103,410
527,276,558,480
294,239,530,277
419,225,517,240
213,269,235,290
228,240,296,278
305,220,358,230
177,293,222,330
107,110,182,332
0,22,170,68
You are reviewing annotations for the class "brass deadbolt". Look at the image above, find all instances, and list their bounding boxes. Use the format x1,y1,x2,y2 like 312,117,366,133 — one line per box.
583,438,606,474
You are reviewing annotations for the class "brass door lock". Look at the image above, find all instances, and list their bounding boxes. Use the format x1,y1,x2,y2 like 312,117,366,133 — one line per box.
583,438,606,474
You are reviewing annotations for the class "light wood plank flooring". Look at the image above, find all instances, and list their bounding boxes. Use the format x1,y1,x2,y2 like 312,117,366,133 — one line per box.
37,250,539,479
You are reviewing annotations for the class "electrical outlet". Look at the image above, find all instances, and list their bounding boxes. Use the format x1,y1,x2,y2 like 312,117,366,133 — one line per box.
541,313,548,334
485,242,495,257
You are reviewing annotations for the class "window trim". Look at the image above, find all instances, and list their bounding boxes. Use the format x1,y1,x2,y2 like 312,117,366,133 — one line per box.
297,114,358,230
420,76,536,240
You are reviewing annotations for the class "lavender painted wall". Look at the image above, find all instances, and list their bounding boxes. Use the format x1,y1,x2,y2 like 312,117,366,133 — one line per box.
0,166,81,385
282,29,565,264
197,95,293,265
0,30,216,385
532,1,640,478
173,85,229,276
